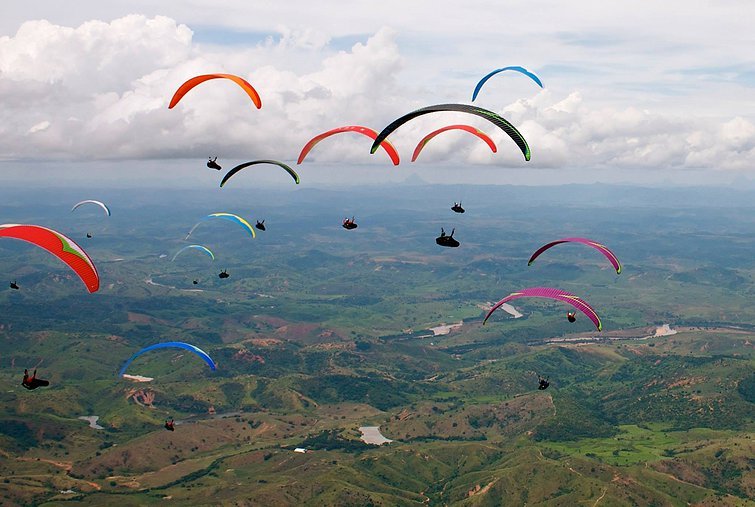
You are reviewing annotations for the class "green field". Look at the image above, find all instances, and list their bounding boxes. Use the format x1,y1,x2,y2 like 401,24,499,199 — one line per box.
0,184,753,506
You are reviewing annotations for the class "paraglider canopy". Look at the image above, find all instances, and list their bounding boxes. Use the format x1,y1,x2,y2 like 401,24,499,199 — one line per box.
412,124,497,162
0,224,100,293
186,213,256,240
71,200,111,216
169,74,262,109
220,160,300,187
298,125,400,165
172,245,215,262
118,342,217,377
483,287,602,331
472,66,543,102
528,237,622,274
371,103,531,161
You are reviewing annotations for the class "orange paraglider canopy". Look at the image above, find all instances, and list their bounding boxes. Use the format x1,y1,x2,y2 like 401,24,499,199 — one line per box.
168,74,262,109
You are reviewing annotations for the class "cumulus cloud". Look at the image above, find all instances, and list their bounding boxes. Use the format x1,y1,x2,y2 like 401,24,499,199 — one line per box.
0,14,753,178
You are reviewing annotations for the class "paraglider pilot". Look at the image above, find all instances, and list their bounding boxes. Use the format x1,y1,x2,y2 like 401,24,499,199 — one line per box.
342,217,357,230
218,269,229,279
22,369,50,390
567,312,576,323
10,281,19,290
255,220,266,231
538,376,550,390
207,157,222,170
451,202,465,213
165,418,175,431
436,228,460,247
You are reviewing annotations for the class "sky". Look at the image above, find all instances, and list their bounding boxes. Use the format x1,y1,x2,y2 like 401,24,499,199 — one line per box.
1,1,754,187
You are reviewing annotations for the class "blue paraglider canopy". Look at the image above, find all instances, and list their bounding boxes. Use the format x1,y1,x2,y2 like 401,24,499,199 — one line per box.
472,66,543,102
118,341,216,376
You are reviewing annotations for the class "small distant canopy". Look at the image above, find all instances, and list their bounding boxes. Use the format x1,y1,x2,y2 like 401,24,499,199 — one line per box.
172,244,215,262
528,237,622,274
185,212,256,240
71,200,111,216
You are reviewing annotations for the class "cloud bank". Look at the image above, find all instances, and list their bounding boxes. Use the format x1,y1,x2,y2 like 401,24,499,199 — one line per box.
0,14,753,179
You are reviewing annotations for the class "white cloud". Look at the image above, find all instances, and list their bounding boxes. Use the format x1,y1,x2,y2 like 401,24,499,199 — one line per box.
28,120,51,133
0,11,753,183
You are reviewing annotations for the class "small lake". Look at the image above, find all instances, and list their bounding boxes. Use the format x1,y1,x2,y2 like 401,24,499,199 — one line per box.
359,426,393,445
653,324,677,337
78,416,104,430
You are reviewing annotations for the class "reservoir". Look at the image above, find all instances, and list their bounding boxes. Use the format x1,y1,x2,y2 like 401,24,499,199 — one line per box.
359,426,393,445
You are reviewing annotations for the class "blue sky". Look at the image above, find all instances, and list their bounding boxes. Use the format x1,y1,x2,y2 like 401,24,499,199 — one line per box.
1,1,753,187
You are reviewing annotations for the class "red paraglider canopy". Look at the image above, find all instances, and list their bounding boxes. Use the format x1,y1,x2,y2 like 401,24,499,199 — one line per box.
298,125,400,165
0,224,100,293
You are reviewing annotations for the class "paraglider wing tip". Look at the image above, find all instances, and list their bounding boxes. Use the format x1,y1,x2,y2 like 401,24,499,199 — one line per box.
616,266,622,275
369,144,379,155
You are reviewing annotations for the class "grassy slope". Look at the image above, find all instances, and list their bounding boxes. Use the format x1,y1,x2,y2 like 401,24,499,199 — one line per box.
0,187,753,505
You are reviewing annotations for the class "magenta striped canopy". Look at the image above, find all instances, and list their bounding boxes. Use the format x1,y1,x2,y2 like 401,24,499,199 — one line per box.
528,237,621,274
483,287,602,331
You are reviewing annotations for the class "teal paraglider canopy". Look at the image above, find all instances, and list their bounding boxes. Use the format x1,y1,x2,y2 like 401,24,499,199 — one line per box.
171,244,215,262
118,342,216,377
